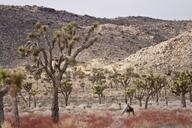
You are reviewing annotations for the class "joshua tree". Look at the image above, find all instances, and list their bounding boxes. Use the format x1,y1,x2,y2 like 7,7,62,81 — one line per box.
189,86,192,102
25,65,41,87
89,68,107,104
124,87,136,105
170,71,191,107
59,80,72,106
71,67,86,80
163,65,174,106
134,72,166,109
79,81,85,92
8,70,25,128
24,65,42,107
71,67,86,91
92,85,106,104
155,75,167,105
89,68,106,84
164,86,169,106
108,69,120,90
30,90,39,108
110,68,138,104
18,21,99,122
135,87,145,107
0,69,9,128
187,71,192,102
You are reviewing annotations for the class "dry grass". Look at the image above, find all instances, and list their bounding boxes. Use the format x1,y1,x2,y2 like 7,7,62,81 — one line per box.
3,109,192,128
124,108,192,128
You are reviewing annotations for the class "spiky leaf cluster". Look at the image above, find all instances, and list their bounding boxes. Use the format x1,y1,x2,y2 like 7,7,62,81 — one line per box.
124,87,136,97
0,69,9,84
92,84,106,96
135,87,145,99
89,68,106,85
3,70,25,97
23,82,38,96
17,45,31,57
59,80,73,96
9,71,25,90
71,67,86,80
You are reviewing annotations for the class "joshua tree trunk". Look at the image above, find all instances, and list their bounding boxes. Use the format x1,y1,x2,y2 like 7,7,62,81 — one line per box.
181,93,186,108
98,94,102,104
189,88,192,102
139,99,142,107
124,95,128,104
0,96,4,128
51,86,59,123
129,97,133,105
159,90,162,97
164,88,168,106
145,96,150,109
28,95,31,108
0,87,8,128
12,94,20,128
156,93,159,105
165,97,168,106
64,95,69,106
33,96,37,108
82,86,85,92
115,83,118,90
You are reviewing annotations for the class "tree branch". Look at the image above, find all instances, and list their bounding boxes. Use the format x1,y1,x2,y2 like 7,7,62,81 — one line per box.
72,38,97,58
0,86,8,97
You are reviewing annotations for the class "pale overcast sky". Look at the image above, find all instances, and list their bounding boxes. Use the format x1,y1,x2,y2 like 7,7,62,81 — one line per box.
0,0,192,20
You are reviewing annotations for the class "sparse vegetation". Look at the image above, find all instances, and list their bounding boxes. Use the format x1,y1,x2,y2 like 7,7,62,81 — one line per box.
110,68,138,104
134,72,166,109
3,109,192,128
0,4,192,128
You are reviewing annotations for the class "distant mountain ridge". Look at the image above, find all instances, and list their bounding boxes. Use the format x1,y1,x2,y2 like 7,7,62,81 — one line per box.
0,5,192,67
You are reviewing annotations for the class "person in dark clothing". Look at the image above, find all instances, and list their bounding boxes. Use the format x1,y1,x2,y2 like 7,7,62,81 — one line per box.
121,104,135,116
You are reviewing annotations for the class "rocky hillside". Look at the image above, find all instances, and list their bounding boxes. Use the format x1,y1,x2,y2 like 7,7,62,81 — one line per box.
0,5,192,66
108,30,192,73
